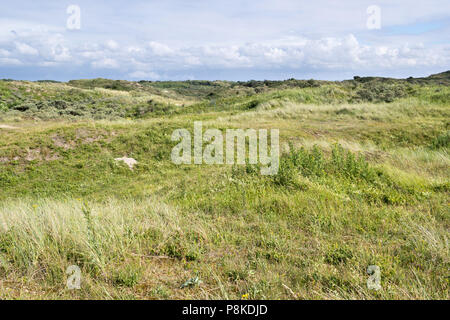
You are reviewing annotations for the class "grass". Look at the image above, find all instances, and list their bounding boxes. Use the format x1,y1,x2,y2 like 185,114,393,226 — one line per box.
0,73,449,299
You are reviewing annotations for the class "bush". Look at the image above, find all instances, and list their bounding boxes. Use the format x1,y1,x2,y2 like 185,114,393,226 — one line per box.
113,265,142,287
430,132,450,150
276,144,377,184
0,101,8,112
128,99,176,118
329,144,377,182
353,82,410,103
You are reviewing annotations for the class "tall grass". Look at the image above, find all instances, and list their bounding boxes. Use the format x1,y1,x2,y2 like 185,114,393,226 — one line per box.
0,198,209,294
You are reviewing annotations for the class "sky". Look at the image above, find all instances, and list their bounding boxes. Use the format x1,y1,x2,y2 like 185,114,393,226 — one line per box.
0,0,449,81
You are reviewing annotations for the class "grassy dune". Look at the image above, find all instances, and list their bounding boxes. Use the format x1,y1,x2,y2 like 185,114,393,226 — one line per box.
0,74,448,299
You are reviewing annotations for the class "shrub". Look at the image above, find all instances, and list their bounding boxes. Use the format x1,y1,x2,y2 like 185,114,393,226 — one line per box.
325,244,353,265
275,144,378,186
246,100,259,109
329,144,377,182
0,101,8,112
430,132,450,150
113,265,142,287
283,145,325,178
352,82,410,103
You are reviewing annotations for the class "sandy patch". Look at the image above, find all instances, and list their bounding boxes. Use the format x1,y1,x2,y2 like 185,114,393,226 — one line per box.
75,128,104,144
24,148,60,162
51,135,75,150
0,125,18,129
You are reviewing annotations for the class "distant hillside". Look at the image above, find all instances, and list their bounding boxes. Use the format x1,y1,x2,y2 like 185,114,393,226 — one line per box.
348,70,450,85
420,70,450,83
0,71,448,120
65,71,450,92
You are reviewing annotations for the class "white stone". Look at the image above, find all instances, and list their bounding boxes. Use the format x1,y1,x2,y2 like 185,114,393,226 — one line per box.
114,157,138,170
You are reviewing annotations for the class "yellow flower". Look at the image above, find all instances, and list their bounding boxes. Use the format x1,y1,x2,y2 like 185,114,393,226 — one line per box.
241,293,249,299
32,204,38,208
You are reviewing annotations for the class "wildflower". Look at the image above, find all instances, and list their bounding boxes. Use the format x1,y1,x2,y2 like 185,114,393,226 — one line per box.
32,204,38,208
241,293,249,299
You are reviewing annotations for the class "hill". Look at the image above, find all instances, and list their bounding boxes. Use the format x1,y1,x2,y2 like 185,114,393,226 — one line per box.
0,72,448,299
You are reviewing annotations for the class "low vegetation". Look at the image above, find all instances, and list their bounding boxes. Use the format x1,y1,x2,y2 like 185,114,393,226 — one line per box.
0,72,448,299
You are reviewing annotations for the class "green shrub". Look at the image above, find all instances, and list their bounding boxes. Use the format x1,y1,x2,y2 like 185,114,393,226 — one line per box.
329,144,377,182
430,132,450,150
353,83,409,103
0,101,8,112
113,265,142,287
272,156,298,187
325,244,354,265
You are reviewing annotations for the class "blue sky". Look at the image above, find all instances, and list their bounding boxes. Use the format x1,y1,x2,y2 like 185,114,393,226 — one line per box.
0,0,449,81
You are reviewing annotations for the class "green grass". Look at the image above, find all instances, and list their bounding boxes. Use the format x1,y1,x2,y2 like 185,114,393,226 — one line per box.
0,73,449,299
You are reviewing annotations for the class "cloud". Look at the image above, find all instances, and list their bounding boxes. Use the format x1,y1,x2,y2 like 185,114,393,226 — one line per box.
128,71,160,79
15,42,39,55
0,57,22,66
0,49,10,57
148,41,174,56
0,1,448,80
91,58,119,69
106,40,119,50
1,31,449,79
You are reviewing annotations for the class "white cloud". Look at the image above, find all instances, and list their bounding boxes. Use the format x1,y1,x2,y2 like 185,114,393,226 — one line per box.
127,46,145,55
0,57,22,66
38,61,59,67
15,42,39,55
148,41,174,56
0,49,10,57
106,40,119,50
2,31,448,77
128,71,160,79
184,56,201,66
91,58,119,69
264,48,287,63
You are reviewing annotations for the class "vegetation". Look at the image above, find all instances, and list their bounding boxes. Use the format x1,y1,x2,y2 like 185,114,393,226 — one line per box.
0,71,448,299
